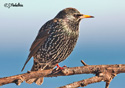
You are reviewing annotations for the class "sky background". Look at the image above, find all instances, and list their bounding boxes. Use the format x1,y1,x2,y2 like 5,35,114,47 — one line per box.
0,0,125,88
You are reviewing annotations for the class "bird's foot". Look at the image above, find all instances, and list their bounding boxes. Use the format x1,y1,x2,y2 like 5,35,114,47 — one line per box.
56,64,67,70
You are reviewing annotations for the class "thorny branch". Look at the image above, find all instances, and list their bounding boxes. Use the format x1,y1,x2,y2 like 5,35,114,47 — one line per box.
0,60,125,88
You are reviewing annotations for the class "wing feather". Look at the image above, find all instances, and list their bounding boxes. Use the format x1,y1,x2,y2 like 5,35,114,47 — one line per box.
21,19,60,71
21,28,49,71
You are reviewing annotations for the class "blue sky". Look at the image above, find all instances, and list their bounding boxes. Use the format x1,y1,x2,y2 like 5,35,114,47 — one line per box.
0,0,125,88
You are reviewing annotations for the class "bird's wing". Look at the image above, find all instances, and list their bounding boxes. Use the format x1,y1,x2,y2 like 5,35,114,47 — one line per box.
30,30,49,52
21,25,50,71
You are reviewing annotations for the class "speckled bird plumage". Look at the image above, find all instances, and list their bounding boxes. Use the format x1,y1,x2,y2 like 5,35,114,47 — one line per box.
21,7,94,85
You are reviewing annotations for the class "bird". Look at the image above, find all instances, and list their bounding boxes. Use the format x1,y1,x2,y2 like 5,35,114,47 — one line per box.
21,7,94,85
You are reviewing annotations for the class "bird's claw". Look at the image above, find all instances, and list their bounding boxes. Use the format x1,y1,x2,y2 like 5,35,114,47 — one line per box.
56,64,67,70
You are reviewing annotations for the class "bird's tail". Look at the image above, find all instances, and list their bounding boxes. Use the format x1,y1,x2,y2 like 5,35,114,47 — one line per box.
25,63,45,85
25,77,44,85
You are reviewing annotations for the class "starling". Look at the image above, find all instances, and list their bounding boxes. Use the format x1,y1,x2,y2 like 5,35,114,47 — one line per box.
21,7,94,85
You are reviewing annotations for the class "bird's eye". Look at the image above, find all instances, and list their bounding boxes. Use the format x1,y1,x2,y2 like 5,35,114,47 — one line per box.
74,14,83,18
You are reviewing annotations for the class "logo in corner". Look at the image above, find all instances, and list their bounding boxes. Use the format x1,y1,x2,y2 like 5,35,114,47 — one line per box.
4,3,23,8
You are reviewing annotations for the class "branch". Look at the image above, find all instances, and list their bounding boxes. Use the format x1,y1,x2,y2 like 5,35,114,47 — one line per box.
0,62,125,88
58,76,104,88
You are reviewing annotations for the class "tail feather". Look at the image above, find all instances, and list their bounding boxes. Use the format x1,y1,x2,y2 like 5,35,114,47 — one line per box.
25,77,44,85
25,63,44,85
35,77,44,85
25,78,36,84
24,58,47,85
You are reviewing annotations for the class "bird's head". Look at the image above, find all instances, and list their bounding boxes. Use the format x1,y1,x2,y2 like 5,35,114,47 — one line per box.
55,8,94,22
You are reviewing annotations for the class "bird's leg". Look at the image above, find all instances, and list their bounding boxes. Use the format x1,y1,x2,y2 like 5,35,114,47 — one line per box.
56,64,67,70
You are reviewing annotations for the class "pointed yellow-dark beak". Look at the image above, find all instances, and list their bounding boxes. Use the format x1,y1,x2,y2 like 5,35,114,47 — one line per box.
80,14,94,19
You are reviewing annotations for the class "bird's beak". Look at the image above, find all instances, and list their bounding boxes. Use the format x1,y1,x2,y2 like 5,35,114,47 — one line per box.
80,14,94,19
